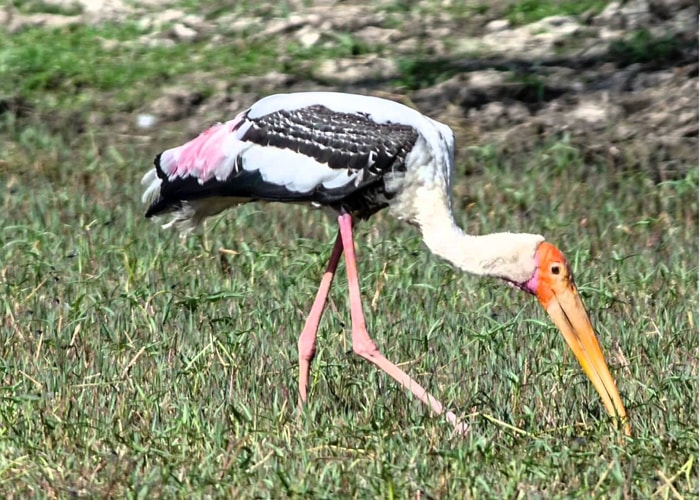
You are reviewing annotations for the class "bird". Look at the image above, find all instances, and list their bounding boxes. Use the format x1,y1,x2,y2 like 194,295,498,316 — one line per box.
141,91,631,436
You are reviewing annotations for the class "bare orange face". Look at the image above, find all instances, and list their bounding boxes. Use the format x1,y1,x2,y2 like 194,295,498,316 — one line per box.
529,242,572,307
528,242,631,436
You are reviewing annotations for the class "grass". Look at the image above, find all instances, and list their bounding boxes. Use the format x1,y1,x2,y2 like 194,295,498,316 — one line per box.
395,58,462,91
7,0,84,16
505,0,609,25
1,1,698,497
3,138,697,497
0,23,279,115
608,29,686,65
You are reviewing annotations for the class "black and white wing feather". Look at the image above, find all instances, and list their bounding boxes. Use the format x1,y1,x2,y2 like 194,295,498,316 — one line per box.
141,92,451,229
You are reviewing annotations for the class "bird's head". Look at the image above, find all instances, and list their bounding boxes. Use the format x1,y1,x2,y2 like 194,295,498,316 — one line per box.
518,242,632,436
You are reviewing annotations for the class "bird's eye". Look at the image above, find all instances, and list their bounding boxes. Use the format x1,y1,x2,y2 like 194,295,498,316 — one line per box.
551,264,560,275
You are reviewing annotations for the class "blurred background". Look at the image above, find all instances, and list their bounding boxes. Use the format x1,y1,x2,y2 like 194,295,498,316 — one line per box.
2,0,697,181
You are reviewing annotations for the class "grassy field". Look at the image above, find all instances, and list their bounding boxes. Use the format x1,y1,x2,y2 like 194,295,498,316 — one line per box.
1,2,698,498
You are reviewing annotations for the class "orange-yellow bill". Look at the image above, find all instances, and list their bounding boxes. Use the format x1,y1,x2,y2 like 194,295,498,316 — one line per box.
534,243,632,436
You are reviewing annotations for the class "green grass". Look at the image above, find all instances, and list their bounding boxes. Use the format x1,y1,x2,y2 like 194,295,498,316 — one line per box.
395,57,466,91
0,23,279,115
505,0,609,25
7,0,84,16
1,3,699,498
2,132,697,496
608,29,686,65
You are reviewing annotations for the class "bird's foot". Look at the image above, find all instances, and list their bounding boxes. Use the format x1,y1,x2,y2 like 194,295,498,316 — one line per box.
445,411,470,436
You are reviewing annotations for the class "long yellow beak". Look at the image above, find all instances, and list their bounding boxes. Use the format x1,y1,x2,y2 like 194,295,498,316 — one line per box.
531,242,631,436
545,280,632,436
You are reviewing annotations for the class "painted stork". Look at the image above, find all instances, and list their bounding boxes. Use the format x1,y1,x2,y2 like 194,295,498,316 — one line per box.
142,91,631,436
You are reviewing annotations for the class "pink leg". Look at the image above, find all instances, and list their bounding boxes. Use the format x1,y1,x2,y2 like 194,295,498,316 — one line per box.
337,213,466,433
298,232,344,408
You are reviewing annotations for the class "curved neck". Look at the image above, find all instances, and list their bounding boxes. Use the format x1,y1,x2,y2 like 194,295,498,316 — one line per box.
413,190,543,283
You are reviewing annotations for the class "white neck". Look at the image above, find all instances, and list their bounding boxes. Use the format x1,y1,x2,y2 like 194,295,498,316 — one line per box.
413,188,544,283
